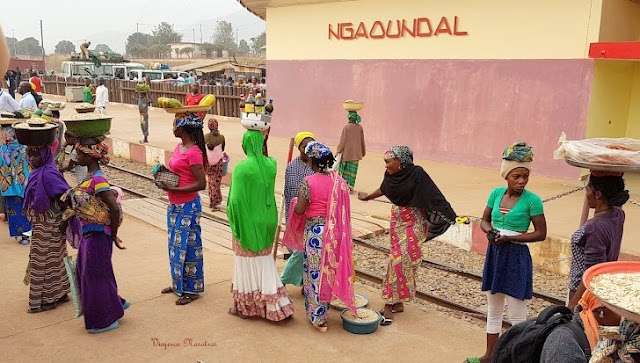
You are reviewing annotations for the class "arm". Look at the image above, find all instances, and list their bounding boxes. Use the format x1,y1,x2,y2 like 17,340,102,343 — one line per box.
480,206,494,233
7,95,19,112
361,126,366,157
97,189,121,242
293,186,309,215
358,188,383,201
495,214,547,244
568,282,587,311
162,164,207,193
59,158,76,173
337,126,346,154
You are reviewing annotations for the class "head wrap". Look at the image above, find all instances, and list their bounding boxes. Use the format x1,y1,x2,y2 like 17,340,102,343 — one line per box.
175,114,203,129
500,142,533,179
227,130,278,253
348,111,361,124
294,131,316,148
24,146,70,213
385,145,414,168
76,143,110,165
305,141,332,159
208,118,218,132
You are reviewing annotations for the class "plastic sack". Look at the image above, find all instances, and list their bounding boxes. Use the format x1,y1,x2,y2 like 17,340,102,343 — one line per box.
333,153,341,171
553,132,640,166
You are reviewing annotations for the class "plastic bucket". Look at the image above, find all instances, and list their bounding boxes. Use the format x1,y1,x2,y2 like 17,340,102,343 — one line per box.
221,153,230,176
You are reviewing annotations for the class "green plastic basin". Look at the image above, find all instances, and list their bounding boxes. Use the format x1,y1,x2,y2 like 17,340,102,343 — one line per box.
65,118,112,137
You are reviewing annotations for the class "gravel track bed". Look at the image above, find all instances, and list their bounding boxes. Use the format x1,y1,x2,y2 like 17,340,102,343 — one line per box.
102,161,165,200
354,244,555,320
365,233,569,299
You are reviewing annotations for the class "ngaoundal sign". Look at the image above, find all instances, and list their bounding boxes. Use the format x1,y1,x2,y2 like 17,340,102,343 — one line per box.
329,16,468,40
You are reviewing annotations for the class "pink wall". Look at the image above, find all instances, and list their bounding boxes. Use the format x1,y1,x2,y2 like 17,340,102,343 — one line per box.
268,59,594,179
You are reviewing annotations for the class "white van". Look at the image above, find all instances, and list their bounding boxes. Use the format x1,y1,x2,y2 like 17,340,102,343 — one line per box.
128,69,190,82
61,60,144,79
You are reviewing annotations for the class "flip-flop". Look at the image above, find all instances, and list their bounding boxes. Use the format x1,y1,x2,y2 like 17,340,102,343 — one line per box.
160,287,173,294
380,316,393,326
228,307,248,319
176,295,199,305
465,358,481,363
122,300,131,310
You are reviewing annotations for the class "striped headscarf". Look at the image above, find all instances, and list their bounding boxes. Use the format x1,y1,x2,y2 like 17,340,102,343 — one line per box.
76,143,110,165
385,145,414,168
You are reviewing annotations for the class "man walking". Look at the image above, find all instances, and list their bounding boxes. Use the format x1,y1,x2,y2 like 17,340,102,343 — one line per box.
4,70,16,98
95,79,109,114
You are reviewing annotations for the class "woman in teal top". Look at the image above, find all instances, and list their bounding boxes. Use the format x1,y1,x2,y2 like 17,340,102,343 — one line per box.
467,142,547,363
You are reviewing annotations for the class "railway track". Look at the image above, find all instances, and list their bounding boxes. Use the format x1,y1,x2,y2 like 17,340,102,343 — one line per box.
102,162,571,329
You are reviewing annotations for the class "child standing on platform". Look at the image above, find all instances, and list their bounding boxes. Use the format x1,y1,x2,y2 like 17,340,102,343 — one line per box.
137,92,152,143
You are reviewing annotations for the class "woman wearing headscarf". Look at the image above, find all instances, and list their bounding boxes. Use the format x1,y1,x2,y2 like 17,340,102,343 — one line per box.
23,145,71,313
283,141,355,332
227,130,294,321
337,111,365,191
204,119,225,210
466,142,547,363
156,114,207,306
280,131,315,288
567,172,627,311
358,145,457,326
0,125,31,244
72,142,128,333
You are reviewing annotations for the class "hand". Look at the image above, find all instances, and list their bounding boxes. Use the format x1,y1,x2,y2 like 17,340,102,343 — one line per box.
155,181,173,191
358,192,368,201
493,234,510,245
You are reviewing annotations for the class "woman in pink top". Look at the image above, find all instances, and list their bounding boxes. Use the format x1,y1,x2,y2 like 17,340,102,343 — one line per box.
283,141,356,332
156,114,207,306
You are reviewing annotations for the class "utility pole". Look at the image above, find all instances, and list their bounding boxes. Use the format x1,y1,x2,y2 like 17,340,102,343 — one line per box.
11,29,16,56
236,29,239,46
39,20,45,61
200,24,203,44
136,23,139,33
193,28,196,44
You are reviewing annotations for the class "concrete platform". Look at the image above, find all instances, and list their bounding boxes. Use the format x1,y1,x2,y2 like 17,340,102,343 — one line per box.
42,94,640,273
0,201,486,362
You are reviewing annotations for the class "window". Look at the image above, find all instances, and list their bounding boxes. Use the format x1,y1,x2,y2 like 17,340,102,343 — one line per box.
142,71,162,81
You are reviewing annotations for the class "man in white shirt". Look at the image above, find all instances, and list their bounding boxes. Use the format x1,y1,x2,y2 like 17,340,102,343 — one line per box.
18,82,37,109
0,89,19,113
95,79,109,114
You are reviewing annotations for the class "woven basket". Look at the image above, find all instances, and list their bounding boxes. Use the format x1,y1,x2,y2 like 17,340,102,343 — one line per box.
155,170,179,188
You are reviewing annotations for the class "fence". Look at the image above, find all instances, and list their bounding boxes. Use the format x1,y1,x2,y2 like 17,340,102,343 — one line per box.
40,76,264,118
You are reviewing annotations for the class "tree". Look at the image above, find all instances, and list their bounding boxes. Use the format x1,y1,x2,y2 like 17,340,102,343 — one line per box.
153,22,182,45
128,44,149,58
54,40,75,54
238,39,250,54
174,47,180,58
5,37,17,57
200,42,216,58
250,32,266,54
180,47,194,58
126,32,154,56
213,21,237,55
94,44,113,53
150,44,171,58
17,37,42,57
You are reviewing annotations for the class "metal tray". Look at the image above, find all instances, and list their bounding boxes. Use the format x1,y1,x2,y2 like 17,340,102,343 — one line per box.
565,158,640,173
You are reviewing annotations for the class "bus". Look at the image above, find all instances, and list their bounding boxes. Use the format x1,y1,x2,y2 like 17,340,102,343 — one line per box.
61,60,145,79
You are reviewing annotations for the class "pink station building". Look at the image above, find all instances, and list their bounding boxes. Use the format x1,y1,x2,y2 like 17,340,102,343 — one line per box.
238,0,640,179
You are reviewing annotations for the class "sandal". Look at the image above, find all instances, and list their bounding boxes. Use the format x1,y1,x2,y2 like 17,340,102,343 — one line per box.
314,323,328,332
228,307,248,319
176,295,199,305
160,287,173,294
380,316,394,326
465,358,481,363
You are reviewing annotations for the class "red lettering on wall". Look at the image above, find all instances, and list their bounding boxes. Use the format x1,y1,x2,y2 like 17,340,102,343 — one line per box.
329,17,468,40
329,24,340,39
453,16,468,36
435,17,452,36
370,21,385,39
340,23,355,40
401,19,415,38
355,22,369,39
416,18,433,37
386,20,402,38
